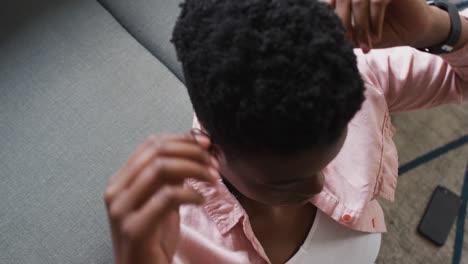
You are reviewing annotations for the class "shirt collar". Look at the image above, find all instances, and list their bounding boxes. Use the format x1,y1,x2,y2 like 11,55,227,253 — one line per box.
187,178,246,235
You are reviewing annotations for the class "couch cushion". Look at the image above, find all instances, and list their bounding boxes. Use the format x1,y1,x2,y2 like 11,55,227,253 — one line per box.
0,0,192,263
98,0,185,82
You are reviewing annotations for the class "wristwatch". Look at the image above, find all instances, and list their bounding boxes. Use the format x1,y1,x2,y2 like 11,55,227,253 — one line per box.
418,0,462,54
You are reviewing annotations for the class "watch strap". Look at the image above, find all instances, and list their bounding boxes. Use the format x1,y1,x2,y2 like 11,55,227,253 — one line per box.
419,0,462,54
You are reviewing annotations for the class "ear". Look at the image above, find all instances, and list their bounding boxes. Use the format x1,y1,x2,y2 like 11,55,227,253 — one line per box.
199,124,208,134
210,143,223,158
196,123,227,162
190,128,211,149
210,143,230,169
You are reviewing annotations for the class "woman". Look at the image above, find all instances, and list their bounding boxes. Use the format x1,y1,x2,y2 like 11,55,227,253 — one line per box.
104,0,468,263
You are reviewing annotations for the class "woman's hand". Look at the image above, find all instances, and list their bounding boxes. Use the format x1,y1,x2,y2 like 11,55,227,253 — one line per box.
104,133,218,264
327,0,433,52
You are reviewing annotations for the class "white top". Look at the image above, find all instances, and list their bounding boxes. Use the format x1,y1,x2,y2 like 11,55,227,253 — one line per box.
286,209,381,264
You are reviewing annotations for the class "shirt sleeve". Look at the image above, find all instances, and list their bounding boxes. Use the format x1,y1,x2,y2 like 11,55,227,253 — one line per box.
362,10,468,114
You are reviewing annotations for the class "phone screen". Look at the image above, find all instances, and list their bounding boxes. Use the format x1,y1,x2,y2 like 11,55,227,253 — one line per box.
418,185,462,246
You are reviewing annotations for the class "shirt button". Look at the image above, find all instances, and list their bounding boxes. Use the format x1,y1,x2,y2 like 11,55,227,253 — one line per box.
342,214,352,223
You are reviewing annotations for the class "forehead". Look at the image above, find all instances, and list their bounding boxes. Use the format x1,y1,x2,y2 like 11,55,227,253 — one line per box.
228,147,331,182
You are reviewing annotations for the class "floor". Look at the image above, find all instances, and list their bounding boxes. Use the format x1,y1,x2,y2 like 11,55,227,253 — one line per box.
376,3,468,262
376,101,468,263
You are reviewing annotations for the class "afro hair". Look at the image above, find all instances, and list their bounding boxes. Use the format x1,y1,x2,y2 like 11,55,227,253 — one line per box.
171,0,365,158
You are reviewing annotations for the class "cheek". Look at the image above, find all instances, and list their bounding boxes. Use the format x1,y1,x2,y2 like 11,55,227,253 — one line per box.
313,171,325,192
226,172,325,200
222,173,279,203
220,170,262,197
233,178,270,199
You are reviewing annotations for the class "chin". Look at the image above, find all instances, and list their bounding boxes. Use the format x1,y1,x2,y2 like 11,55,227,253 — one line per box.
263,196,315,207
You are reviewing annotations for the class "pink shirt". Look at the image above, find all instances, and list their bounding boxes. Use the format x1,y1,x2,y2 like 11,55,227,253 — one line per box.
174,11,468,264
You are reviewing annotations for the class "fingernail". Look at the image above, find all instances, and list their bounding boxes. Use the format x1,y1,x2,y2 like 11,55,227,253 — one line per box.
208,167,220,181
211,157,220,169
194,134,210,146
360,42,369,53
194,134,204,142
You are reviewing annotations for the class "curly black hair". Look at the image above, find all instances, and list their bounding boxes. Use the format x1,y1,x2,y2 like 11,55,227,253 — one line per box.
171,0,365,159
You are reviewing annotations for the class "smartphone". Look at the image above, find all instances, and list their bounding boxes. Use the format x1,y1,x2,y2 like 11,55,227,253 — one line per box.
418,185,462,246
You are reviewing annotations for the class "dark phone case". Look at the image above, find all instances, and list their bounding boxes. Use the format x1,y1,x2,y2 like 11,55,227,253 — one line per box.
417,185,462,246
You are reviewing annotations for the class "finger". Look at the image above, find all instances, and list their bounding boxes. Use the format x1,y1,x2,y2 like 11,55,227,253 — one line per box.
369,0,389,44
104,135,194,258
106,134,197,198
335,0,353,41
120,185,203,242
109,134,193,184
352,0,372,53
190,128,212,150
110,157,219,218
157,141,214,166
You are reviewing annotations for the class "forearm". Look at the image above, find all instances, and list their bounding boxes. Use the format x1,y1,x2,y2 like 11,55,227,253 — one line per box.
414,6,468,52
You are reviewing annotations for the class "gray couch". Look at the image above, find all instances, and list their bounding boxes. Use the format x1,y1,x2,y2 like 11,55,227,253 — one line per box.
3,1,467,263
1,0,190,263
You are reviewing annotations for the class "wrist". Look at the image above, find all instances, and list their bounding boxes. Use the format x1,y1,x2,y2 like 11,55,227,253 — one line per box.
413,5,451,49
415,5,468,53
454,11,468,51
